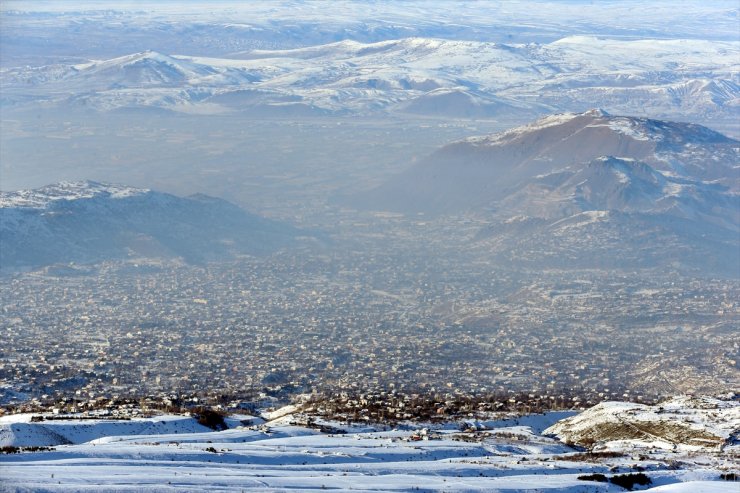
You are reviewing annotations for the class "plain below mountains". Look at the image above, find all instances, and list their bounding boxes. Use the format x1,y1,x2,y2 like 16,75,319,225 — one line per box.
0,181,302,271
348,110,740,273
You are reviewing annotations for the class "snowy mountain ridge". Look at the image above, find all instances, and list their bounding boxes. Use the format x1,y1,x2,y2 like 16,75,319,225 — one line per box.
358,110,739,213
3,36,738,119
0,181,302,270
348,110,740,272
0,180,149,209
463,109,736,152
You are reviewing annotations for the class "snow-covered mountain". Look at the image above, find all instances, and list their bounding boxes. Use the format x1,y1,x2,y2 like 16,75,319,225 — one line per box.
0,181,300,271
2,36,737,119
349,110,740,272
356,110,739,214
4,1,738,68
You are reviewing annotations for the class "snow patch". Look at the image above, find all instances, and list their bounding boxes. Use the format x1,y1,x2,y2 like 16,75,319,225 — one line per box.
0,181,149,210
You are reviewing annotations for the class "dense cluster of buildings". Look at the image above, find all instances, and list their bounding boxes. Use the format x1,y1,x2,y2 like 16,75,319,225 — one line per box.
2,226,737,411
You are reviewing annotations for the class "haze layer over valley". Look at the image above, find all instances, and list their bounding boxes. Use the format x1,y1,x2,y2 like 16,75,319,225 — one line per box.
1,2,738,491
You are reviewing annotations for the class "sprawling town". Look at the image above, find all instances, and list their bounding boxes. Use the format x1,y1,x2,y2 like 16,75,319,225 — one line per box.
2,212,737,415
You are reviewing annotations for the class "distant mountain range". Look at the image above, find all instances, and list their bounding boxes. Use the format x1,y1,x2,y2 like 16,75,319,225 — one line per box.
2,37,737,120
349,110,740,273
2,111,738,273
0,181,300,271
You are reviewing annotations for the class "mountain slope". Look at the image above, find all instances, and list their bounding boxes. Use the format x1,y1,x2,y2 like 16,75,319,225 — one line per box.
544,396,740,452
349,111,739,273
354,110,739,215
2,36,737,118
0,181,300,270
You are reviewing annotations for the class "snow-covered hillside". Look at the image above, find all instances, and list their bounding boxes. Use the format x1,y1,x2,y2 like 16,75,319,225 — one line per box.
0,181,301,271
3,1,738,67
0,413,213,448
0,181,149,210
348,110,740,272
0,397,737,492
355,109,739,217
2,36,737,119
545,396,740,452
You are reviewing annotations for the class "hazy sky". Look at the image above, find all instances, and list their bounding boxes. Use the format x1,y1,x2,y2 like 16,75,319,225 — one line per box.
3,1,738,42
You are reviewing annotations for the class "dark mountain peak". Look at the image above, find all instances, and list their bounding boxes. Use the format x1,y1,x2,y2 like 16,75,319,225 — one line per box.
583,108,610,117
585,156,663,183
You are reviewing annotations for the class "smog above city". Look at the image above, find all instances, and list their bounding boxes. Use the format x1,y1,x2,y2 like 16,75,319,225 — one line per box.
0,1,738,491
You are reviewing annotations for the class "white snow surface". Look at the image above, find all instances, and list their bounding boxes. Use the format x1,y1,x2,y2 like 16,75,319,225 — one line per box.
0,413,212,447
0,181,148,209
0,402,737,492
3,36,738,117
644,482,736,492
548,211,611,232
545,396,740,452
